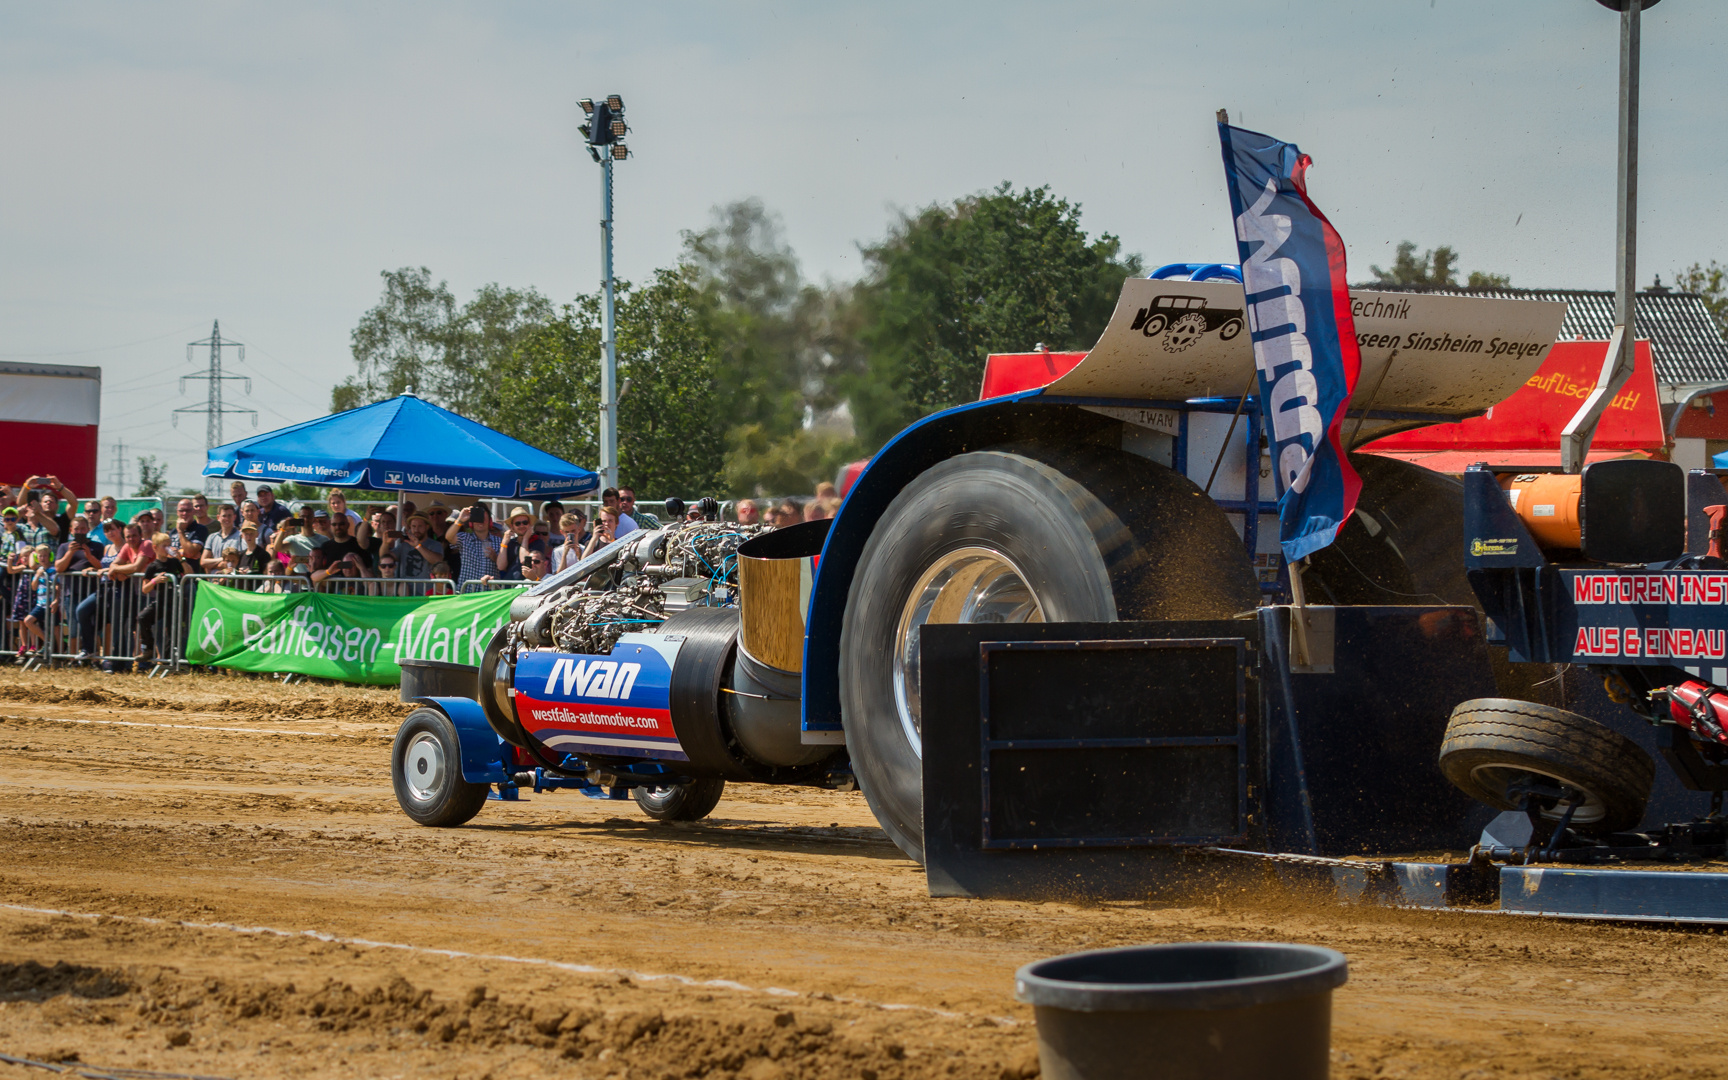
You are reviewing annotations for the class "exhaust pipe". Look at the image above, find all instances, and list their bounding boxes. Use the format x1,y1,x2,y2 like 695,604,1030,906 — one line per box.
729,521,832,765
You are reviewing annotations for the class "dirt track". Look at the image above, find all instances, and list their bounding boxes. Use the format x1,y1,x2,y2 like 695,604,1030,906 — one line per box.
2,669,1728,1079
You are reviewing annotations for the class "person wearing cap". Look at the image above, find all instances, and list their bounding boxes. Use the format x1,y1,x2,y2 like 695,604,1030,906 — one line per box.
234,522,271,575
495,505,547,580
135,536,199,665
394,511,444,580
238,499,273,545
310,507,332,540
254,485,292,529
0,506,24,616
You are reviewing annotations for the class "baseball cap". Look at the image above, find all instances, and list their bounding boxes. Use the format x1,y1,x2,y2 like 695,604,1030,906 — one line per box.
427,500,449,510
1,507,16,518
312,508,329,519
240,522,259,533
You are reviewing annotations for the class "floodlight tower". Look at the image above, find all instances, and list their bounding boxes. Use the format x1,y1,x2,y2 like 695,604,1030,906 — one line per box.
579,94,631,491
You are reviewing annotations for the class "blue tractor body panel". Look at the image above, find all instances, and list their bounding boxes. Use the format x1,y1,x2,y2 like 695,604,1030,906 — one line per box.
416,695,512,785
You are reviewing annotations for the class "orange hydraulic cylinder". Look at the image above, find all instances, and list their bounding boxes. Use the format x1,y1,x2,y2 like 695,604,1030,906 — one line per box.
1499,473,1583,549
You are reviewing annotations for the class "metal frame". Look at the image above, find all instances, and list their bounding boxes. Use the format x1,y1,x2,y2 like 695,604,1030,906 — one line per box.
975,636,1250,850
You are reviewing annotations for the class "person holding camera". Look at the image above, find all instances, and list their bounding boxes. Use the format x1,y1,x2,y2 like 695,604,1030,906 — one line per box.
444,503,500,587
495,506,548,580
392,512,444,580
582,505,621,558
53,518,102,574
134,535,199,665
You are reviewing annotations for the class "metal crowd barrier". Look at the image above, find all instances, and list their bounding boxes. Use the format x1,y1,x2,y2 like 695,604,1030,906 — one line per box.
4,568,182,676
459,579,533,593
315,577,456,597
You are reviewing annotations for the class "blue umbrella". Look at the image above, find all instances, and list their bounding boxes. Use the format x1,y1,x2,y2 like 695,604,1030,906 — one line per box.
203,393,597,499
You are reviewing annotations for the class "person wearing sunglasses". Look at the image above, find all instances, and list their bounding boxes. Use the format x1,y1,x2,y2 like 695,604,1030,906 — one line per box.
494,505,548,580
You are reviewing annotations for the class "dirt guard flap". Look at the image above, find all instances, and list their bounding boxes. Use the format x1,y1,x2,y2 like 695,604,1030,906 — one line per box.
512,634,689,761
920,620,1257,901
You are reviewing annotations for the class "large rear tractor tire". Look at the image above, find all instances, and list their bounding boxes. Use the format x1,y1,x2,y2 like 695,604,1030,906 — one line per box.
839,444,1261,863
1439,698,1654,836
392,707,490,827
632,779,726,822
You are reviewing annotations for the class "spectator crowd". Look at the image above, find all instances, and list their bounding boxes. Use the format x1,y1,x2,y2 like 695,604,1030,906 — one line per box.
3,471,848,672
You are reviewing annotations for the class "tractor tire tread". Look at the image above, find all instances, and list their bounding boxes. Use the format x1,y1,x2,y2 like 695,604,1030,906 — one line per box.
1439,698,1653,834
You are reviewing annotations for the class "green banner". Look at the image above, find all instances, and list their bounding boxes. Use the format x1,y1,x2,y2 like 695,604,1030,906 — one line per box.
183,584,519,684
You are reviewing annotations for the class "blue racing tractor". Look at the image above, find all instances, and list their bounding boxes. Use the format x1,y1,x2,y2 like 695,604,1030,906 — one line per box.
392,268,1726,908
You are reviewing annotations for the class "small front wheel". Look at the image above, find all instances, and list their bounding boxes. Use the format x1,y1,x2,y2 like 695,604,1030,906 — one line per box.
632,779,725,822
392,707,490,827
1439,698,1653,836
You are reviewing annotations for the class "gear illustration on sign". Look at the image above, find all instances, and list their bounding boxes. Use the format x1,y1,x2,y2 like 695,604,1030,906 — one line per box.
1162,312,1209,352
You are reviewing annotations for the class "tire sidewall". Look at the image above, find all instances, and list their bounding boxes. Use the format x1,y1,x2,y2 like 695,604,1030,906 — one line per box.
839,451,1127,861
392,708,482,827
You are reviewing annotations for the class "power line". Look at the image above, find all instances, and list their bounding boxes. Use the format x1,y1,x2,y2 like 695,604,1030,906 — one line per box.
172,320,257,498
0,321,209,359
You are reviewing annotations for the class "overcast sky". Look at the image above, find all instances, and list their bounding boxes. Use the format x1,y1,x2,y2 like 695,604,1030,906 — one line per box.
2,1,1723,493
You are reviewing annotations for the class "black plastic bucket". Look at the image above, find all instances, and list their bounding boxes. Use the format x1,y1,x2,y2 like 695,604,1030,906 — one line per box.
399,658,480,704
1014,942,1347,1080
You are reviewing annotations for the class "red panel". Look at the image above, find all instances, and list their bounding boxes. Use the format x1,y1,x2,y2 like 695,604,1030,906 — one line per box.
0,421,99,495
1673,399,1728,440
1367,340,1665,453
979,351,1087,400
1366,448,1653,472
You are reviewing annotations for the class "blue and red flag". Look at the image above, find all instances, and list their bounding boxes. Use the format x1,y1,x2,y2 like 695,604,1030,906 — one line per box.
1217,123,1363,563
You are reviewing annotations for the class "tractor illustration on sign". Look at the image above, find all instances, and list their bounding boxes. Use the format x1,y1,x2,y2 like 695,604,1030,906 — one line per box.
1130,294,1245,352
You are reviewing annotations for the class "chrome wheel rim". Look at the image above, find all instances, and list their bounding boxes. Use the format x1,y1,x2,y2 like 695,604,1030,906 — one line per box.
892,547,1043,758
404,730,447,803
1472,764,1608,825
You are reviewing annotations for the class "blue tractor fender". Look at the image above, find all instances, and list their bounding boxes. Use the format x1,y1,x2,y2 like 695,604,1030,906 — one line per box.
413,696,514,785
800,391,1122,736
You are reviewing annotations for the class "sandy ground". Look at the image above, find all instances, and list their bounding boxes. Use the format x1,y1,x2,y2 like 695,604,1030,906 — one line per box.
2,669,1728,1079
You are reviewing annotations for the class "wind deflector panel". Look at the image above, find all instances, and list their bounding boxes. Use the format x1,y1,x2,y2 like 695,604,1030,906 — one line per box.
921,620,1259,901
979,639,1245,847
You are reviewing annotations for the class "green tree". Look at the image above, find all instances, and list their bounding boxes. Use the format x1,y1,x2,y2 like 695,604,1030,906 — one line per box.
334,268,460,411
333,269,553,417
1676,262,1728,338
847,183,1142,447
493,267,729,496
723,424,860,498
682,200,818,437
135,455,167,498
1366,241,1509,289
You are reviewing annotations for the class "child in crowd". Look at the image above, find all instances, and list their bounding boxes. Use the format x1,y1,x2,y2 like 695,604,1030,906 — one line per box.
18,545,56,659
